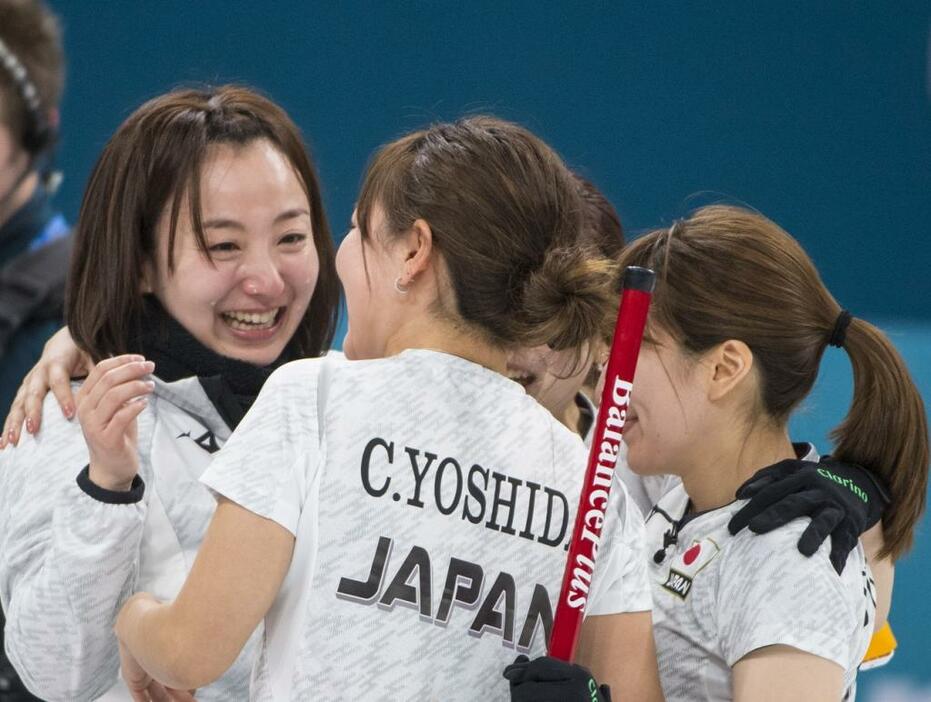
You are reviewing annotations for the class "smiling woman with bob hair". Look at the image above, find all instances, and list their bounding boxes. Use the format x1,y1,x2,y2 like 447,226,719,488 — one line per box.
0,84,338,701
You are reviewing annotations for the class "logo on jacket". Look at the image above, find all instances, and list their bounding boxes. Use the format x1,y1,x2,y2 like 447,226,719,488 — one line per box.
662,569,693,599
178,429,220,454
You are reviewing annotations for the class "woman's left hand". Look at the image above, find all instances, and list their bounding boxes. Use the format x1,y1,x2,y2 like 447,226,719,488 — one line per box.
119,640,196,702
76,355,155,491
117,593,197,701
504,655,612,701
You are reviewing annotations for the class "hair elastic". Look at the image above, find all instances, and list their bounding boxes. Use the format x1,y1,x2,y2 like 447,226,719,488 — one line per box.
828,309,853,348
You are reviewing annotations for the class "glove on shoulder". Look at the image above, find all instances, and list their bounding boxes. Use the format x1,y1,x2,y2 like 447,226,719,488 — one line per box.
728,457,889,574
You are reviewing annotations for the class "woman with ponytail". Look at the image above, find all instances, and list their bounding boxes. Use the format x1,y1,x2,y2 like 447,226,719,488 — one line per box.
109,117,662,701
505,178,896,585
613,204,927,701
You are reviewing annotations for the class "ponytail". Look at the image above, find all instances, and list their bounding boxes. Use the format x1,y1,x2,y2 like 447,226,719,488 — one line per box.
616,205,929,561
832,317,929,560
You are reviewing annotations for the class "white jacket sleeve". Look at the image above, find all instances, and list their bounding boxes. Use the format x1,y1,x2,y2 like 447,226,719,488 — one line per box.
586,475,652,616
0,402,152,702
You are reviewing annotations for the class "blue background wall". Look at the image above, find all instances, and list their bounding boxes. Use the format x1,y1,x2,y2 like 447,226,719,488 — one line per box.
49,1,931,698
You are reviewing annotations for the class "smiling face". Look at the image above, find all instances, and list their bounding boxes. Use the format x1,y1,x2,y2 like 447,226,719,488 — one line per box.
146,139,319,366
622,328,712,477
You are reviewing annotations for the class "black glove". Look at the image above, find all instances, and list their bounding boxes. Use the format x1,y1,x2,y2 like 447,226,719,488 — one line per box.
728,457,889,575
503,655,611,702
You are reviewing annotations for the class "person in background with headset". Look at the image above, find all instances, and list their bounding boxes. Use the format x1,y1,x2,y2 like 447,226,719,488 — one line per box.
0,0,69,420
0,1,67,700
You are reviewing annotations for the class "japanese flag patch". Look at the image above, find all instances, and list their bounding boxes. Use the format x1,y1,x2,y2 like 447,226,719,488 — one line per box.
661,538,720,600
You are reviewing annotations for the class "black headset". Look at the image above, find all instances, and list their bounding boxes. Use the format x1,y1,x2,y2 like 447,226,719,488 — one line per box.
0,34,58,215
0,34,54,157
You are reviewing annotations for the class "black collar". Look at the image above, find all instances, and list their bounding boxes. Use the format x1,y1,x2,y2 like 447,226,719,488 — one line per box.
574,391,595,439
136,297,300,429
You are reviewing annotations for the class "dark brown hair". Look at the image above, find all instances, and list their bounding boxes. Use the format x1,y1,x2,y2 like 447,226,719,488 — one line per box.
66,85,338,361
618,205,928,559
0,0,64,145
574,174,624,259
356,116,617,353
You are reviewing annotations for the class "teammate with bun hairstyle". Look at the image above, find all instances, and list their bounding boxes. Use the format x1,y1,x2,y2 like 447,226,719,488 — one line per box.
615,205,927,701
505,174,623,441
0,85,339,701
112,117,663,701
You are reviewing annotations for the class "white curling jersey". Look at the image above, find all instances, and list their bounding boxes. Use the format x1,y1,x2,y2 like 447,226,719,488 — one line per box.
202,349,650,701
646,447,874,702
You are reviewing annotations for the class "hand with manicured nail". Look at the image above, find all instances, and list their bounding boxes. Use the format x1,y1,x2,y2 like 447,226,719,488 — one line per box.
1,325,91,449
76,355,156,492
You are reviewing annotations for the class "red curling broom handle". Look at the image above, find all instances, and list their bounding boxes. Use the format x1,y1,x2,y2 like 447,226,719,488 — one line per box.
549,265,655,662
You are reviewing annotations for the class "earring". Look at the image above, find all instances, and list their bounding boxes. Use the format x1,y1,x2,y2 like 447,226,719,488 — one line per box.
394,277,409,294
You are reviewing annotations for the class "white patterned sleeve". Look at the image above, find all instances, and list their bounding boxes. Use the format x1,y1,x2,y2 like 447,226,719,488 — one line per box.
0,403,149,702
586,476,652,615
200,360,320,535
715,522,868,669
